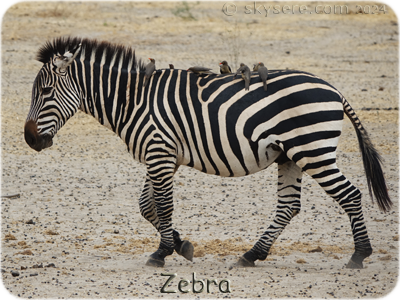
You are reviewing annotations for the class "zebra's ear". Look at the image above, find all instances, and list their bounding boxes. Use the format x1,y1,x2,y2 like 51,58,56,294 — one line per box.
53,43,82,72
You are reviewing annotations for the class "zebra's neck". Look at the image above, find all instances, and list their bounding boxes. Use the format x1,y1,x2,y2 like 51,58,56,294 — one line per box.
74,58,152,160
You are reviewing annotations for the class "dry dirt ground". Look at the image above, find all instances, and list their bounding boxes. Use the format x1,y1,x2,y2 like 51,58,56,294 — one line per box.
1,1,399,299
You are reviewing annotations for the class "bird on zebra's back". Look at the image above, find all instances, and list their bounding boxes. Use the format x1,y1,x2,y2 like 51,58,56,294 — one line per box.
187,66,214,75
253,63,259,72
234,63,251,91
219,60,232,74
143,58,156,87
257,62,268,91
169,64,174,69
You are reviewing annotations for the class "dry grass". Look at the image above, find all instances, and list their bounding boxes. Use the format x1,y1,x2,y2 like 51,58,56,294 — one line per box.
44,230,59,236
308,246,323,253
379,255,392,261
15,249,33,256
4,233,17,241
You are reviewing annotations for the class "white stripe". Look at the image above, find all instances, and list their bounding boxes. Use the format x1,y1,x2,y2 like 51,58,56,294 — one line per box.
89,49,98,119
122,58,134,123
98,51,111,129
112,54,124,129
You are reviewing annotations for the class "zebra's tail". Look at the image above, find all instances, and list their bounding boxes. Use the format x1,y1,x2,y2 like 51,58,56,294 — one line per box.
342,97,392,212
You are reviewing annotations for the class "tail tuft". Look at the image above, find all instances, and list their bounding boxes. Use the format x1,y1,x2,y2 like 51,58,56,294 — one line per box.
343,97,392,212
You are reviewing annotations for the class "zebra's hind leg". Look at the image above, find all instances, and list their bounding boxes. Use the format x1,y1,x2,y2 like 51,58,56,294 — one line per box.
237,158,302,267
310,166,372,269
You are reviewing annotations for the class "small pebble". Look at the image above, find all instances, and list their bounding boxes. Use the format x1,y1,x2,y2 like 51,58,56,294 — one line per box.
11,270,20,277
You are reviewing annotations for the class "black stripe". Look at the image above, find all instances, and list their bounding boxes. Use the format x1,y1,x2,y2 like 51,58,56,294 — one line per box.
312,168,340,179
318,175,347,188
283,131,341,155
302,158,336,172
291,146,337,163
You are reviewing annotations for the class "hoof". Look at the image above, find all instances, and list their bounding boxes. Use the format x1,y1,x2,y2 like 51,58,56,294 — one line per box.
346,258,363,269
346,247,372,269
145,257,165,267
234,256,255,268
179,240,194,262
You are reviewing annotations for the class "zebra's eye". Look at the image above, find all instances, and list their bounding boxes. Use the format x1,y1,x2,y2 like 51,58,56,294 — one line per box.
42,86,53,95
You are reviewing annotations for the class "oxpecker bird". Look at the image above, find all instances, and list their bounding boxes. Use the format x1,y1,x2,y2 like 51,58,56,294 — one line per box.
219,61,232,74
187,66,213,75
257,62,268,91
169,64,174,69
234,63,251,91
143,58,156,87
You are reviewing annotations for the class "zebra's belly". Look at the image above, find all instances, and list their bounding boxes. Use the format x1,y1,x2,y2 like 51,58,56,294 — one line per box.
180,138,282,177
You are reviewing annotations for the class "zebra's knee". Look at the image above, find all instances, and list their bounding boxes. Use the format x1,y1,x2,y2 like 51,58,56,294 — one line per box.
139,206,150,221
291,199,301,216
280,200,301,218
277,201,301,221
139,207,160,230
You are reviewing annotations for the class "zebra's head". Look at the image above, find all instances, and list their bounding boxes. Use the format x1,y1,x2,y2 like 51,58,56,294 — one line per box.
25,38,82,152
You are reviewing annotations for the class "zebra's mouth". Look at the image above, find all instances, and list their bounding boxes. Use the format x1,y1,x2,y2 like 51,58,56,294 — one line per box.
24,120,53,152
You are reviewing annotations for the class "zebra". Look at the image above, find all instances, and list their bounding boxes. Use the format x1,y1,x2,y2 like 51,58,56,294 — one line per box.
24,37,392,269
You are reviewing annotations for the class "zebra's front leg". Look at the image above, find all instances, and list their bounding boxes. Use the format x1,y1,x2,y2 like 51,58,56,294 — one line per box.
139,175,161,230
237,159,302,267
139,175,193,261
139,175,194,266
143,151,193,267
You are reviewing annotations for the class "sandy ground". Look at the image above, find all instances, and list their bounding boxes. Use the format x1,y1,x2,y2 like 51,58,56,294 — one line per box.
1,1,399,298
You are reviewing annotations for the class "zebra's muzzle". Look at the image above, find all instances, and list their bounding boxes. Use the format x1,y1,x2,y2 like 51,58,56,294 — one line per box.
24,120,53,152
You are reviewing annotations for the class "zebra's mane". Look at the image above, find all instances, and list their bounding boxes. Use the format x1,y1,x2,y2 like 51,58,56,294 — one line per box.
36,36,145,72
